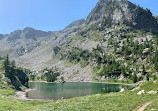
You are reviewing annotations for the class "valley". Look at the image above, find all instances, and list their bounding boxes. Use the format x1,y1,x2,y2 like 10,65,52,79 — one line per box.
0,0,158,110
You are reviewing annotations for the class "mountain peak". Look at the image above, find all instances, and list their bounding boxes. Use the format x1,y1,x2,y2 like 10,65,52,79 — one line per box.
86,0,158,33
64,19,85,30
99,0,116,3
23,27,35,32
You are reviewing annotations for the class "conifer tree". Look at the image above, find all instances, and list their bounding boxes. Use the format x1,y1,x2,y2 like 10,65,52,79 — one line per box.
133,73,138,83
3,55,10,77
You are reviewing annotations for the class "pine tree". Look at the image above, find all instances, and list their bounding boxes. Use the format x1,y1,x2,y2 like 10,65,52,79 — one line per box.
3,55,10,77
142,65,146,75
133,73,138,83
10,60,16,78
146,73,150,81
150,28,152,33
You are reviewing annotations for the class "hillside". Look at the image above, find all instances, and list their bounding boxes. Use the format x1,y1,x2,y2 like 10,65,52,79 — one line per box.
53,0,158,82
0,0,158,82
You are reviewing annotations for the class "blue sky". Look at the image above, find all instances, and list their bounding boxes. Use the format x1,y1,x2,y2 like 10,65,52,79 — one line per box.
0,0,157,34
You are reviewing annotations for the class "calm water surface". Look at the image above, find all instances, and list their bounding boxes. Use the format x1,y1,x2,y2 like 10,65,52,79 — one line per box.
28,82,134,100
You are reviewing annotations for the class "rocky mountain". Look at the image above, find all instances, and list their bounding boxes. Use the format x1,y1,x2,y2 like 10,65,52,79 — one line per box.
0,19,85,57
8,19,85,71
0,0,158,82
0,27,55,51
7,27,53,41
86,0,158,33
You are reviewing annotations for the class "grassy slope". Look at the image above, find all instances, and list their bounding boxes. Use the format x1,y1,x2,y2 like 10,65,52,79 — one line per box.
30,92,158,111
145,100,158,111
0,78,44,111
0,81,157,111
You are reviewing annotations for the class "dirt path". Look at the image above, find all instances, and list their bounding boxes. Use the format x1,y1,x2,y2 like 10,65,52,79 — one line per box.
137,99,158,111
137,101,153,111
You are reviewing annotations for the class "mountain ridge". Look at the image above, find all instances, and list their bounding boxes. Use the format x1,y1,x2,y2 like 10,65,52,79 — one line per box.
86,0,158,33
0,0,158,82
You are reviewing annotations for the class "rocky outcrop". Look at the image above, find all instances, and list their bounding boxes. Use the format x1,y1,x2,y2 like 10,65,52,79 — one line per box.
86,0,158,33
154,16,158,22
53,46,61,56
148,90,158,94
137,90,146,95
8,68,29,90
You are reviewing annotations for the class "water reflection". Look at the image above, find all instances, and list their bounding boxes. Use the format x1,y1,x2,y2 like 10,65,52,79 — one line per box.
28,82,134,100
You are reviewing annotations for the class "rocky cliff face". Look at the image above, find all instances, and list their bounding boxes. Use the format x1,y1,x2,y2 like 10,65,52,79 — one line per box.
154,16,158,22
86,0,158,33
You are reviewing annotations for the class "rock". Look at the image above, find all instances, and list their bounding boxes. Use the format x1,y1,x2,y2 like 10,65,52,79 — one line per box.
61,97,65,99
131,87,140,91
60,81,66,83
154,16,158,22
153,81,157,84
137,90,146,95
86,0,158,33
151,109,157,111
148,90,158,94
120,88,125,92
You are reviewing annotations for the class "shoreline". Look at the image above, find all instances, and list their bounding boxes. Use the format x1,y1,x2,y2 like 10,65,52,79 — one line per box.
29,81,137,86
14,81,137,101
14,89,54,101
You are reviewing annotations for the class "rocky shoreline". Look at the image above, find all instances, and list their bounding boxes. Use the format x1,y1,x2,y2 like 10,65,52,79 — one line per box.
14,89,34,100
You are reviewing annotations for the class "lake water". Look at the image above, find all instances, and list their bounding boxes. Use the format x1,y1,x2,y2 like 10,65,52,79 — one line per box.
28,82,134,100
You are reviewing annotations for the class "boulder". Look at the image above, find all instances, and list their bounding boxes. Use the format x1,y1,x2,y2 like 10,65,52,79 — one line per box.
148,90,158,94
120,88,125,92
137,90,146,95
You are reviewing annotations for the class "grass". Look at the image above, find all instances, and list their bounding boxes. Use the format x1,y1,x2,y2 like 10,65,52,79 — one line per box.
28,92,158,111
94,79,134,84
0,79,158,111
0,97,44,111
145,100,158,111
79,60,89,68
140,81,158,92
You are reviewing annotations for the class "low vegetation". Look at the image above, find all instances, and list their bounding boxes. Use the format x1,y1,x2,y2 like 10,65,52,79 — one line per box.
28,67,61,82
145,100,158,111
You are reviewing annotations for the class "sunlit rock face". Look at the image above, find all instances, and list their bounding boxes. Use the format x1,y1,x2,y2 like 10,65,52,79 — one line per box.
86,0,158,33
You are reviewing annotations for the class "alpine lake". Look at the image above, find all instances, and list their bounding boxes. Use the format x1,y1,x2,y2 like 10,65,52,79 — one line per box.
28,82,134,100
